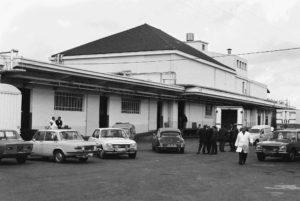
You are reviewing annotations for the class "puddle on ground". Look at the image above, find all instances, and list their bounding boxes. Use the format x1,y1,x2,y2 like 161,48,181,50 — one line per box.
265,185,300,190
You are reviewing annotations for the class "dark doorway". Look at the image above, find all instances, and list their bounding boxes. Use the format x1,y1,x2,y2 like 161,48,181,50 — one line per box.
157,101,163,129
221,110,237,129
99,96,108,128
20,88,32,140
178,101,185,129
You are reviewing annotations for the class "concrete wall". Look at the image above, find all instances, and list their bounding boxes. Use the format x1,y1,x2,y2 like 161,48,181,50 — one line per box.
249,81,267,99
31,87,92,135
185,102,215,127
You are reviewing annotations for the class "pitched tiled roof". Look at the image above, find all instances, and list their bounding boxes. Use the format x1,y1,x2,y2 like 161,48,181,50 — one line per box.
53,24,233,70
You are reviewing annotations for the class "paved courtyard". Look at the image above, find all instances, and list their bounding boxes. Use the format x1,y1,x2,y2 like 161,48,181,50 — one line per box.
1,138,300,201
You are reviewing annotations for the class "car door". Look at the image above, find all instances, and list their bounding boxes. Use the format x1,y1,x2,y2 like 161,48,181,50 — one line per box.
43,131,57,156
32,131,46,156
297,132,300,155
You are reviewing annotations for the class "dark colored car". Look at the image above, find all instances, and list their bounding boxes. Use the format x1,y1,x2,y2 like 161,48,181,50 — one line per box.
152,128,185,153
112,122,136,140
0,130,33,164
255,129,300,161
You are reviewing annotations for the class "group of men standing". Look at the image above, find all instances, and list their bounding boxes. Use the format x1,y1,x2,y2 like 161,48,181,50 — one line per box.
196,124,239,155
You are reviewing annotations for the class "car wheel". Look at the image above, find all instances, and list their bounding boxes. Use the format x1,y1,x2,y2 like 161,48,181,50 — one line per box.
54,150,66,163
16,156,27,164
180,148,185,154
287,150,296,162
78,157,88,163
99,150,106,159
129,152,137,159
257,153,265,161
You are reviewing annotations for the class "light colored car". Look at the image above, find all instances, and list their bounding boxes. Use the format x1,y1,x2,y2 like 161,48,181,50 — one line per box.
0,130,33,164
255,129,300,161
31,129,98,163
249,125,273,145
89,128,137,159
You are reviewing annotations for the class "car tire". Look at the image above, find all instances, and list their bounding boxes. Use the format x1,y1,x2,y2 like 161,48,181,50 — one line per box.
180,148,185,154
16,156,27,164
129,152,137,159
99,150,106,159
78,157,88,163
287,150,296,162
54,150,66,163
257,153,265,161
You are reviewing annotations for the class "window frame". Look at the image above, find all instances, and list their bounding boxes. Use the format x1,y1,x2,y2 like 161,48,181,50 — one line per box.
121,97,141,114
54,91,84,112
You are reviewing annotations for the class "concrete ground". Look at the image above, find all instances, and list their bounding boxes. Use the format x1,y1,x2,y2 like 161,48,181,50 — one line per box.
0,139,300,201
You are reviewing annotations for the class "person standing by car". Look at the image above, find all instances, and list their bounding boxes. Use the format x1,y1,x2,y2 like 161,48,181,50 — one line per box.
206,126,212,154
218,126,227,152
210,126,218,154
196,124,206,154
235,127,253,165
56,116,63,129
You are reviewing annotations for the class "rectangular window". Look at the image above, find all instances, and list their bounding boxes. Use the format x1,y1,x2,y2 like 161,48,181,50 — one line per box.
265,115,269,125
121,98,140,114
205,104,213,116
54,92,83,111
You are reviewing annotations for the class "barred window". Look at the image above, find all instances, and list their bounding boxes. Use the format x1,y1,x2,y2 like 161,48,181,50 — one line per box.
205,104,213,116
121,98,140,114
54,92,84,111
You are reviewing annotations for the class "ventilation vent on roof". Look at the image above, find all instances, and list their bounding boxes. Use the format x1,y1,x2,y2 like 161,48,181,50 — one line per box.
186,33,194,42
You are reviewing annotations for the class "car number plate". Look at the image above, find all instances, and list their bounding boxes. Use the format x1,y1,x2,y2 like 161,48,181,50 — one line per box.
117,148,126,152
88,153,93,157
167,144,176,147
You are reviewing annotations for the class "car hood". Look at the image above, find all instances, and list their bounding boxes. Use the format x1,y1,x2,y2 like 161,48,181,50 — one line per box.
97,138,135,144
1,139,33,145
258,140,289,146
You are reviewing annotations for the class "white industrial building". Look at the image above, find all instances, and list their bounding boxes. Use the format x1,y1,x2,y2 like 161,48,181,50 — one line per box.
0,24,288,136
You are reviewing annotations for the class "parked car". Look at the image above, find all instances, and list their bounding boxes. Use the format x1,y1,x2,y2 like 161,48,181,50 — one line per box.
89,128,137,159
249,125,273,145
255,129,300,161
152,128,185,153
112,122,136,139
31,129,99,163
0,130,33,164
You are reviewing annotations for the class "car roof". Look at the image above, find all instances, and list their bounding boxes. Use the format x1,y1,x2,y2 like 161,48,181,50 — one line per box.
38,129,78,132
158,128,181,133
96,128,123,130
251,125,271,129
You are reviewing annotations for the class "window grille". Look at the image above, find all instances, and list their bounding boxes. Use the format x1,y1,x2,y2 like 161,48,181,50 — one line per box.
205,104,213,116
54,92,84,111
121,98,140,114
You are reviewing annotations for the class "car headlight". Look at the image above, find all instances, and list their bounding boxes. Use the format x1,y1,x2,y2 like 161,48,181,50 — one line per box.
130,143,137,148
256,145,262,150
279,145,286,151
105,143,113,148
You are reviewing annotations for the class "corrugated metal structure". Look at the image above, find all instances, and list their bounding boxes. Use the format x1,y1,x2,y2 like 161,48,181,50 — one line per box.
0,83,21,131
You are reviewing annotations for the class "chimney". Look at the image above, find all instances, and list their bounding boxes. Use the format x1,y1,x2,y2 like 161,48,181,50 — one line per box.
227,48,232,55
186,33,194,42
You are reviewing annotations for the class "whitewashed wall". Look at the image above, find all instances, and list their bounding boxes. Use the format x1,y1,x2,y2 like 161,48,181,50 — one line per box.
185,102,215,127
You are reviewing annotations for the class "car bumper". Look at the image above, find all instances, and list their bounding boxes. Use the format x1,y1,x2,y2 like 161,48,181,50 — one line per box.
157,145,184,150
103,148,137,155
66,151,97,158
0,152,31,158
256,150,288,157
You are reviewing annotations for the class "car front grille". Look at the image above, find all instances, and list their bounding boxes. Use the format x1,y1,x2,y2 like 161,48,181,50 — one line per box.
113,144,130,149
84,146,94,151
262,146,279,152
17,145,24,152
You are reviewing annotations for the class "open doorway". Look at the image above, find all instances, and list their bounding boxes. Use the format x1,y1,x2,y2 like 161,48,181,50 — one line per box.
178,101,185,129
221,109,237,129
157,101,163,129
99,96,108,128
20,88,32,140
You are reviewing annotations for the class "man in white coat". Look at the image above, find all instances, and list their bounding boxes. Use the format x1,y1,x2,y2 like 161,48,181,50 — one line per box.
235,127,253,165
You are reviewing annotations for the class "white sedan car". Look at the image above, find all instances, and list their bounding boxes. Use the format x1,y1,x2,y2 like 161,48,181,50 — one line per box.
89,128,137,159
31,129,98,163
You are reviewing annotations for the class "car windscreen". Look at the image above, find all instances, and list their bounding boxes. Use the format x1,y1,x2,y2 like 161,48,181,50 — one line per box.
249,129,260,133
272,131,296,141
0,131,19,139
101,129,126,138
161,132,180,137
59,131,83,141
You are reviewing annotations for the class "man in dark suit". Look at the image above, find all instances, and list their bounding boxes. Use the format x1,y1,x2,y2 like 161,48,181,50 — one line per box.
196,124,207,154
55,116,63,129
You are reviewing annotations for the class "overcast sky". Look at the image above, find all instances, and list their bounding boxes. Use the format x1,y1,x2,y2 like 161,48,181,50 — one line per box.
1,0,299,108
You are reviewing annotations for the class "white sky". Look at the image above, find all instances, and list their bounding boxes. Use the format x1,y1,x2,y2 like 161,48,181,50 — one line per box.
1,0,300,108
